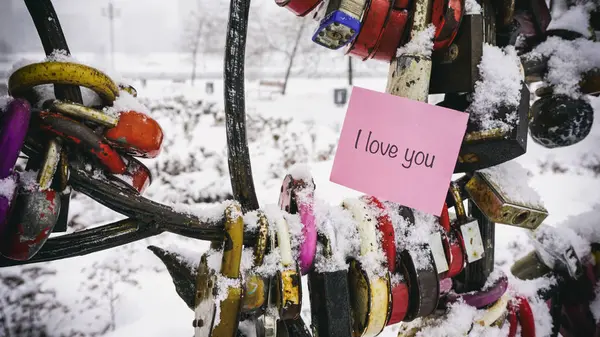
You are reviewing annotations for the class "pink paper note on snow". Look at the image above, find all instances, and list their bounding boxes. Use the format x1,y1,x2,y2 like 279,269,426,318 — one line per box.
330,86,469,216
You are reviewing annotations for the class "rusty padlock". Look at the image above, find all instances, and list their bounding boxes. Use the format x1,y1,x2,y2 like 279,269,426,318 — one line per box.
43,99,164,158
465,161,549,229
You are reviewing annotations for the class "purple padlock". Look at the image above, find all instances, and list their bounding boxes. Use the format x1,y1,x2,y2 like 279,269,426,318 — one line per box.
0,98,31,237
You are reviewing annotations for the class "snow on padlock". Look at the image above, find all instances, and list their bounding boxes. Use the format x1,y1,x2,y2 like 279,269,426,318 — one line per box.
465,161,549,229
278,172,317,275
312,0,366,50
531,224,583,280
308,210,353,337
342,198,390,336
44,99,164,159
271,213,302,321
275,0,322,17
1,178,61,261
193,203,243,337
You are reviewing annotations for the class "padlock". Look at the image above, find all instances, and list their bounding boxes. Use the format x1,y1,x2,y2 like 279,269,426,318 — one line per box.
439,84,530,173
397,231,440,322
513,0,550,52
1,165,62,261
275,0,322,16
43,99,164,158
507,296,536,337
241,210,269,316
439,203,466,280
108,155,153,194
36,110,127,174
346,0,392,60
307,221,353,337
431,0,464,50
194,203,244,337
8,62,120,104
510,250,552,280
448,182,490,293
271,214,302,321
441,271,508,308
465,163,549,229
528,94,594,149
362,196,411,326
530,225,583,280
429,13,485,94
520,53,548,83
278,173,317,274
475,293,510,327
0,98,31,237
312,0,367,50
370,8,409,62
342,198,390,336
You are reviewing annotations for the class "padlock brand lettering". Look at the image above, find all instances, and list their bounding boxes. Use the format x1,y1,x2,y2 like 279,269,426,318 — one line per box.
354,129,435,169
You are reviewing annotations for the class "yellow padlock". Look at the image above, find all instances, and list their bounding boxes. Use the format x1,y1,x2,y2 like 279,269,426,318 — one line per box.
272,213,302,320
242,211,269,314
193,203,244,337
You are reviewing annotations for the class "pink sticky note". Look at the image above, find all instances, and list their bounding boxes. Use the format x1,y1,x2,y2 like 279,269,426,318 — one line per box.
330,86,469,216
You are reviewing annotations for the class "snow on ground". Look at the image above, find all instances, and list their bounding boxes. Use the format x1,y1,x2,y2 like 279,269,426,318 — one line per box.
1,75,599,336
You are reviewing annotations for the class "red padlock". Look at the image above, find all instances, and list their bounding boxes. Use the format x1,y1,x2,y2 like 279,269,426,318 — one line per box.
37,111,127,174
275,0,322,16
109,155,152,194
363,196,396,273
371,9,409,61
387,278,410,325
431,0,464,50
103,110,164,159
439,203,465,279
508,296,536,337
347,0,392,60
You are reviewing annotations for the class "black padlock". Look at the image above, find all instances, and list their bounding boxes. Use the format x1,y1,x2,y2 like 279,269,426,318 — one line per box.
529,94,594,148
308,234,353,337
438,82,530,173
429,0,495,94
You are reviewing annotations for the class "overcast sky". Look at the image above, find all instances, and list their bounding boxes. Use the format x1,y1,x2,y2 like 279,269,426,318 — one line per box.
0,0,270,54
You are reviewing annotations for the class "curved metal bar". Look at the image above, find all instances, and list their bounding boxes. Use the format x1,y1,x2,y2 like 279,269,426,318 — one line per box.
0,218,162,267
24,0,79,232
224,0,260,213
69,167,257,244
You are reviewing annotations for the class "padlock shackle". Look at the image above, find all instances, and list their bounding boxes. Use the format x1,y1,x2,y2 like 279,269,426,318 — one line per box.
449,181,468,223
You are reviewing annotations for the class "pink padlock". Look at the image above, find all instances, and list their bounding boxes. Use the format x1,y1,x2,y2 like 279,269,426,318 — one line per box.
278,172,317,275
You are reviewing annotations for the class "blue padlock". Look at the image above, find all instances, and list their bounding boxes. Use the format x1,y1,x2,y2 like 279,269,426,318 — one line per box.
312,0,366,50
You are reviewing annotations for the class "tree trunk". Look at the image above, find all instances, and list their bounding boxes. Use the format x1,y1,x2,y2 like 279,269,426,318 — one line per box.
348,56,353,86
191,48,198,86
282,19,306,96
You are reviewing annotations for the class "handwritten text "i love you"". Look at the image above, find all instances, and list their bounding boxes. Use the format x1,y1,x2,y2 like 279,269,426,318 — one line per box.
354,129,436,169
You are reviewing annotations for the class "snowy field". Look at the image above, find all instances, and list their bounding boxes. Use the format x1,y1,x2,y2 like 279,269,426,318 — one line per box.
1,75,599,337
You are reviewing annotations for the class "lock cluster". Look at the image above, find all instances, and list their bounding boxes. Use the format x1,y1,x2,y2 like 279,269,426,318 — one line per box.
0,59,164,261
